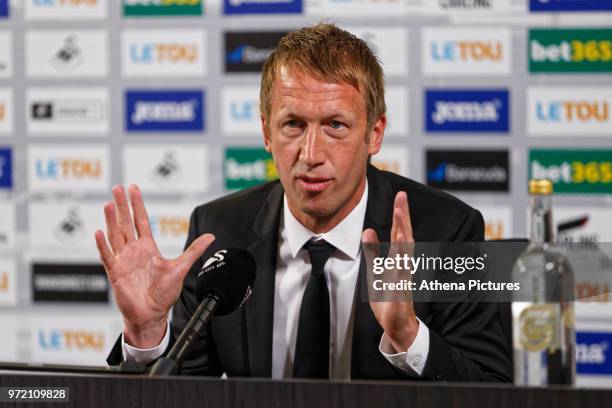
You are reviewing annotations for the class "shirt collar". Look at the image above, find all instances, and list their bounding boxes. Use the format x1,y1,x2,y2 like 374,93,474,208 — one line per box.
283,181,368,260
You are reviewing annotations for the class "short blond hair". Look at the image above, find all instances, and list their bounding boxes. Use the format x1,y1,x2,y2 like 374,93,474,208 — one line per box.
260,23,386,133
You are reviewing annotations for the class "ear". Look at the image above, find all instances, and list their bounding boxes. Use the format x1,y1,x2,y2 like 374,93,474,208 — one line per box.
261,114,272,153
367,114,386,156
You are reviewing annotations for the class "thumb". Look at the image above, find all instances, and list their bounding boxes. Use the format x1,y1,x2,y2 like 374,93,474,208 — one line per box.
176,233,216,275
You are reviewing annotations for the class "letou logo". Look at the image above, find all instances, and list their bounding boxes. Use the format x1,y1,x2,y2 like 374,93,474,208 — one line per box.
0,147,12,189
479,205,513,240
529,149,612,194
222,86,260,135
225,148,277,190
123,145,209,193
0,33,13,78
26,30,108,78
528,87,612,136
223,0,302,14
27,87,109,136
0,259,16,306
126,90,204,132
122,30,206,77
530,0,612,12
0,88,13,135
529,28,612,73
224,32,287,73
146,203,194,252
422,27,511,75
28,145,110,192
123,0,203,16
426,150,509,192
25,0,107,20
425,89,509,133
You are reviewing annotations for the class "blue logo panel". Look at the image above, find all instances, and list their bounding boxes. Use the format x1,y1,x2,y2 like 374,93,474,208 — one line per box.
577,331,612,375
0,0,8,18
223,0,302,14
125,90,205,132
0,147,12,189
530,0,612,12
425,89,509,133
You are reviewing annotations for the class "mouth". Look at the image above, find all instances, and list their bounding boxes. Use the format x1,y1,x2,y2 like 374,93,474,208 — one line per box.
296,176,333,193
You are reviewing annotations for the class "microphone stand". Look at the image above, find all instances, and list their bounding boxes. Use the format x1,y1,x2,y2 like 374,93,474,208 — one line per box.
149,294,220,376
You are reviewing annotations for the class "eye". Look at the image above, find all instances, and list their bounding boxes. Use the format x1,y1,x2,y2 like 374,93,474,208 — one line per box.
285,119,301,128
329,120,345,130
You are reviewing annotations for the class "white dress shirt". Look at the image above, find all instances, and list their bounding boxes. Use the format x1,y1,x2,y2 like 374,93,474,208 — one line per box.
122,181,430,378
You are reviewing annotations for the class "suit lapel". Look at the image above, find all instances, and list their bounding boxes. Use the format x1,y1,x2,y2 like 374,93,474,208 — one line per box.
245,183,283,377
351,166,404,379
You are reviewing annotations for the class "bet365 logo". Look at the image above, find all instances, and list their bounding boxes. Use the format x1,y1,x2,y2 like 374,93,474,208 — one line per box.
529,149,612,194
529,28,612,73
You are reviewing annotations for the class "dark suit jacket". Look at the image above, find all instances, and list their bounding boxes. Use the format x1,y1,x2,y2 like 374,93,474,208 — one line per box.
108,165,512,382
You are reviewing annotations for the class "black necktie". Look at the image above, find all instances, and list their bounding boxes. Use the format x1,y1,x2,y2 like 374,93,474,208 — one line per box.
293,239,335,379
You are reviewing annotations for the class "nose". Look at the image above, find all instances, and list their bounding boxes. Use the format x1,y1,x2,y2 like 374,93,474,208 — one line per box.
299,125,326,167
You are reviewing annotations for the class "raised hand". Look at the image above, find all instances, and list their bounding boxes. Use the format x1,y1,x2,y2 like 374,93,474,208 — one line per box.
94,185,215,349
362,191,419,353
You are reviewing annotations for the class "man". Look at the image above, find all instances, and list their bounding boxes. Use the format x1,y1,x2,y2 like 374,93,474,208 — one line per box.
100,24,511,382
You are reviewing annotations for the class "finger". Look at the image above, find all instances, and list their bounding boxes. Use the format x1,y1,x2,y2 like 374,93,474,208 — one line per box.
361,228,379,244
175,234,216,277
399,191,415,243
113,185,136,243
128,184,153,239
104,201,124,253
95,229,116,272
390,192,404,242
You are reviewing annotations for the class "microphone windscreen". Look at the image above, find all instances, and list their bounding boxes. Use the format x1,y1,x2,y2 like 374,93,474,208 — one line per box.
195,248,256,316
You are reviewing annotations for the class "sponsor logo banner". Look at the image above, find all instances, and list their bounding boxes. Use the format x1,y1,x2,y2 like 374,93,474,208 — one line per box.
26,30,108,78
0,315,18,361
122,29,206,77
426,0,510,13
0,259,16,306
556,207,612,242
32,263,108,303
31,315,119,365
0,33,13,78
224,0,302,14
221,87,260,135
530,0,612,12
0,202,15,247
529,149,612,194
577,331,612,375
385,87,409,136
26,87,109,136
371,145,409,177
529,28,612,73
125,90,204,132
123,145,209,193
0,88,13,135
426,150,510,191
422,27,511,75
425,89,509,133
0,0,8,17
0,147,12,189
348,27,408,76
28,202,105,248
528,87,612,136
28,145,110,192
225,31,287,73
478,205,513,240
123,0,203,16
224,147,277,190
312,0,408,16
147,202,195,256
25,0,108,20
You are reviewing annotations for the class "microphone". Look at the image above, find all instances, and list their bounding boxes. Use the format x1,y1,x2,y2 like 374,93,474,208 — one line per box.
149,247,256,376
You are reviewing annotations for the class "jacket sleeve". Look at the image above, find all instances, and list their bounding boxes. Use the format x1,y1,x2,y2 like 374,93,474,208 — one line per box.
421,209,513,382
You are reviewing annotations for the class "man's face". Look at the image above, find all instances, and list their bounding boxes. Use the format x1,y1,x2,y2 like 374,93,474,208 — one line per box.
262,67,385,232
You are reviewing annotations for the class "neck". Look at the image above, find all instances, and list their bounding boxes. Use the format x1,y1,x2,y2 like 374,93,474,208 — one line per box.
288,177,367,234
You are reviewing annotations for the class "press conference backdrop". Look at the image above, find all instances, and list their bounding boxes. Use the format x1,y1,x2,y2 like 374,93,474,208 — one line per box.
0,0,611,387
